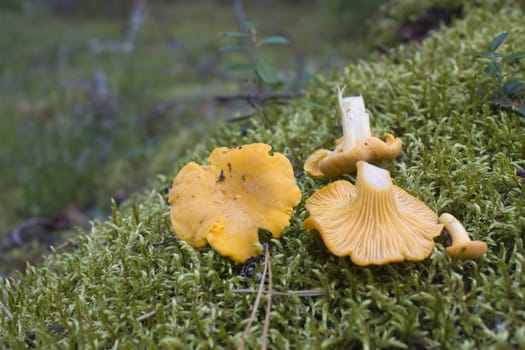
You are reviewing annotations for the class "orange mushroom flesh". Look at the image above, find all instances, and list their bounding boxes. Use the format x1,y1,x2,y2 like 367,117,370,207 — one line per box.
439,213,488,260
304,161,443,266
168,143,302,263
303,87,402,178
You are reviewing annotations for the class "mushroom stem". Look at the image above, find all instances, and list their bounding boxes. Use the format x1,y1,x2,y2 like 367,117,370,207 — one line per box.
439,213,471,245
337,86,371,152
439,212,488,259
357,159,392,190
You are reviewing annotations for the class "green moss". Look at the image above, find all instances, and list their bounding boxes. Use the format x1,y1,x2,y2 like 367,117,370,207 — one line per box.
2,1,525,348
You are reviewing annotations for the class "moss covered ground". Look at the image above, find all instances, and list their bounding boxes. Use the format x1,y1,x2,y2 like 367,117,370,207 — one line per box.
1,0,525,348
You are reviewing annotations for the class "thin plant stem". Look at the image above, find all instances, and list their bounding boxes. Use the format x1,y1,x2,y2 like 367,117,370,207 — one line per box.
136,301,173,321
237,244,269,350
261,246,272,350
231,289,324,297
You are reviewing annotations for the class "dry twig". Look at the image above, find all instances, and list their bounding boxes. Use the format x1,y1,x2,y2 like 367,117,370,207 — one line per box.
136,301,173,322
232,289,324,297
2,217,55,250
152,237,178,247
88,0,147,53
233,0,250,33
54,240,78,251
213,92,300,104
261,248,272,350
237,244,269,350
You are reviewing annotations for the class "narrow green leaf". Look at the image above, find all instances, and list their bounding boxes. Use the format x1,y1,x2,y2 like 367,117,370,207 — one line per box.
218,31,249,38
258,36,289,46
224,63,253,73
492,98,513,108
484,61,502,76
469,51,493,57
502,52,525,61
489,32,509,52
518,104,525,118
502,79,525,97
218,45,250,53
469,51,502,58
255,58,277,84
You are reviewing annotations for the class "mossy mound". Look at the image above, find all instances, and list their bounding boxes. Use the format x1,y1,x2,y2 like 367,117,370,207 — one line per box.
2,1,525,348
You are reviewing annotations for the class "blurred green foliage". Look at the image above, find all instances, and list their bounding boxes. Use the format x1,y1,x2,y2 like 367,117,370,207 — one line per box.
0,0,22,11
0,0,388,274
324,0,386,38
470,32,525,117
369,0,465,46
219,24,290,92
0,3,225,234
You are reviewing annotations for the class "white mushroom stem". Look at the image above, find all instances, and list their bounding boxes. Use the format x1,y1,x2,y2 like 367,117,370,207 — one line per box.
439,213,471,245
337,86,371,152
357,159,392,190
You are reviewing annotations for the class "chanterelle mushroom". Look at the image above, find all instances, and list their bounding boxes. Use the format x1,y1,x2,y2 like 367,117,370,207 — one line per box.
304,87,402,178
303,161,443,266
168,143,301,263
439,213,488,260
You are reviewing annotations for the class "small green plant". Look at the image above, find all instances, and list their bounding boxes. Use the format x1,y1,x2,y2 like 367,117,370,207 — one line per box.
219,23,289,94
471,32,525,117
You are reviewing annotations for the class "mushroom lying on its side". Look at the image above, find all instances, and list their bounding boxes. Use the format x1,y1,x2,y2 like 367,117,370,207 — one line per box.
304,87,402,178
304,161,443,266
439,213,488,260
168,143,301,263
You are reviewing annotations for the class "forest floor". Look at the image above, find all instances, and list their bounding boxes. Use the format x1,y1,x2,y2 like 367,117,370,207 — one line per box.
0,1,387,275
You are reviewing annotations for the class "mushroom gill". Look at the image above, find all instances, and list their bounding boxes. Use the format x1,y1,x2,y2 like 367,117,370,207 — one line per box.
304,161,443,266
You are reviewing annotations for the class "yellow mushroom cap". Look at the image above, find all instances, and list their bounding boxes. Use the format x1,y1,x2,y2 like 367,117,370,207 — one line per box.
303,149,331,178
303,91,402,178
168,143,301,263
304,161,443,266
317,133,402,178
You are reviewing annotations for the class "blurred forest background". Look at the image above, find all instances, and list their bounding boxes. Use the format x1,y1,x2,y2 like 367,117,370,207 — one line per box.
0,0,461,275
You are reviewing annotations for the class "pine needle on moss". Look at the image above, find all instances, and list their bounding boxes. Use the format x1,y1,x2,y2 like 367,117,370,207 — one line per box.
238,244,271,350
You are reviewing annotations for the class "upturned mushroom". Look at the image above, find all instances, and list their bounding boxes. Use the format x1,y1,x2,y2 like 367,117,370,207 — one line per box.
303,161,443,266
304,87,402,178
168,143,301,263
439,213,488,260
